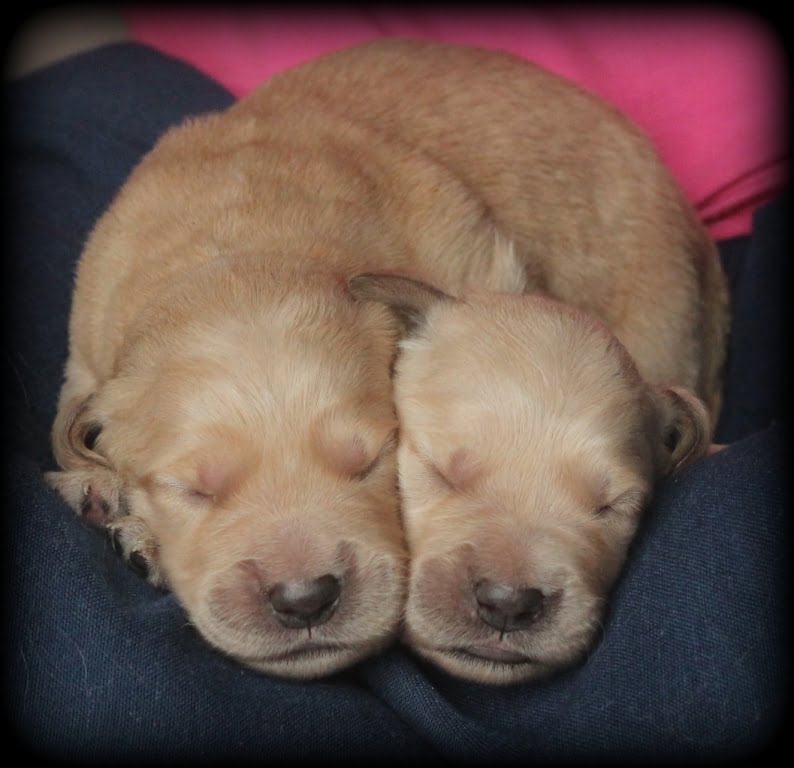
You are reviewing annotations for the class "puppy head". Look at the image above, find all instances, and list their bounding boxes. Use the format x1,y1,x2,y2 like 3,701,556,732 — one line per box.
350,275,710,684
49,261,407,679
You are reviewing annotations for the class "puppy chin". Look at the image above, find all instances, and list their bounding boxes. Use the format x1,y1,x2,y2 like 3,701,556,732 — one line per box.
239,637,387,680
404,618,593,686
405,631,557,686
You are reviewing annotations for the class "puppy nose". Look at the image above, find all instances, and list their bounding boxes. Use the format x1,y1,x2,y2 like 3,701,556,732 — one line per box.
475,580,545,633
268,574,341,630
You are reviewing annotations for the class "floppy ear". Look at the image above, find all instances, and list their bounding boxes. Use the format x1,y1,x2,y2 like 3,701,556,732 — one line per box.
47,390,163,585
652,385,712,474
348,273,455,335
47,394,124,526
51,394,109,471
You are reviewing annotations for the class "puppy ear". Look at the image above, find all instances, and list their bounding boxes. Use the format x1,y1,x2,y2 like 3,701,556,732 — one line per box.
652,386,712,474
52,394,109,471
49,394,126,526
348,273,455,335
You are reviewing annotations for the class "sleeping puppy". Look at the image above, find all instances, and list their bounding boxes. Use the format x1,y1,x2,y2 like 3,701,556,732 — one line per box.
348,272,721,685
46,38,727,679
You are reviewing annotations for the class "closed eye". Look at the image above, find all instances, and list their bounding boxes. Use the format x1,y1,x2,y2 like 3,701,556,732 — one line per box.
430,462,458,492
184,488,216,503
415,452,460,493
352,430,397,481
153,477,216,505
595,488,648,518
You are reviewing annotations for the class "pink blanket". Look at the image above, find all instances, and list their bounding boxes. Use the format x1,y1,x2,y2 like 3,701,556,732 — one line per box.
125,8,787,239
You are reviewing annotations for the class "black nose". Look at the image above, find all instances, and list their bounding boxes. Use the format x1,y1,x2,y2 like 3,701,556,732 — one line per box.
475,580,545,633
268,574,341,630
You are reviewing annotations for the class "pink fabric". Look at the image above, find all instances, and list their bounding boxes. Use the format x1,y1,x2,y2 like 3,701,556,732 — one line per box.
125,8,787,239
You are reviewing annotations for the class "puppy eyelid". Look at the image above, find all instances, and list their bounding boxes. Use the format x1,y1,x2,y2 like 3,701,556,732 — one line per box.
415,451,458,493
154,477,216,503
430,463,457,492
595,488,647,517
184,488,216,503
352,430,397,481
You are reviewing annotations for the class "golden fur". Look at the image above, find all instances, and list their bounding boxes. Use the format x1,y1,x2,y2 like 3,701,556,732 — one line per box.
349,278,713,683
47,39,727,680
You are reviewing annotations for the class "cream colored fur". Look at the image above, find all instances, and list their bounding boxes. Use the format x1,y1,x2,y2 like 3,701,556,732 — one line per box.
47,39,727,680
350,281,712,684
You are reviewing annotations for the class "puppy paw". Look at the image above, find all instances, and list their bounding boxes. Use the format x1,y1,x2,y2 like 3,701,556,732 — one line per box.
45,468,126,525
108,515,165,588
46,468,164,586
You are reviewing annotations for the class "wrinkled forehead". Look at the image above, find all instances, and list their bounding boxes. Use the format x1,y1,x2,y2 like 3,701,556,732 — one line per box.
106,299,398,466
396,297,648,449
105,354,398,490
405,293,638,386
163,333,394,433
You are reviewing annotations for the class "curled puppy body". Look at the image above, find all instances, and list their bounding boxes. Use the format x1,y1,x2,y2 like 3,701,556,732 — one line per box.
349,275,717,685
48,266,414,678
47,39,726,679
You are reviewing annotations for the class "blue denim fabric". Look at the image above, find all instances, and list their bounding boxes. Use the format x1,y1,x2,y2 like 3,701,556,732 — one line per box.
3,43,787,763
715,196,789,444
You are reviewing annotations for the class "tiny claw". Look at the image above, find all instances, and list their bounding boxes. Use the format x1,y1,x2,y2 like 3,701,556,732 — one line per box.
128,550,150,578
79,487,110,526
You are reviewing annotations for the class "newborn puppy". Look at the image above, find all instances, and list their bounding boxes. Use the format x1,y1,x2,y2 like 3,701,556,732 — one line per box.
349,275,718,685
50,264,409,679
46,39,726,679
